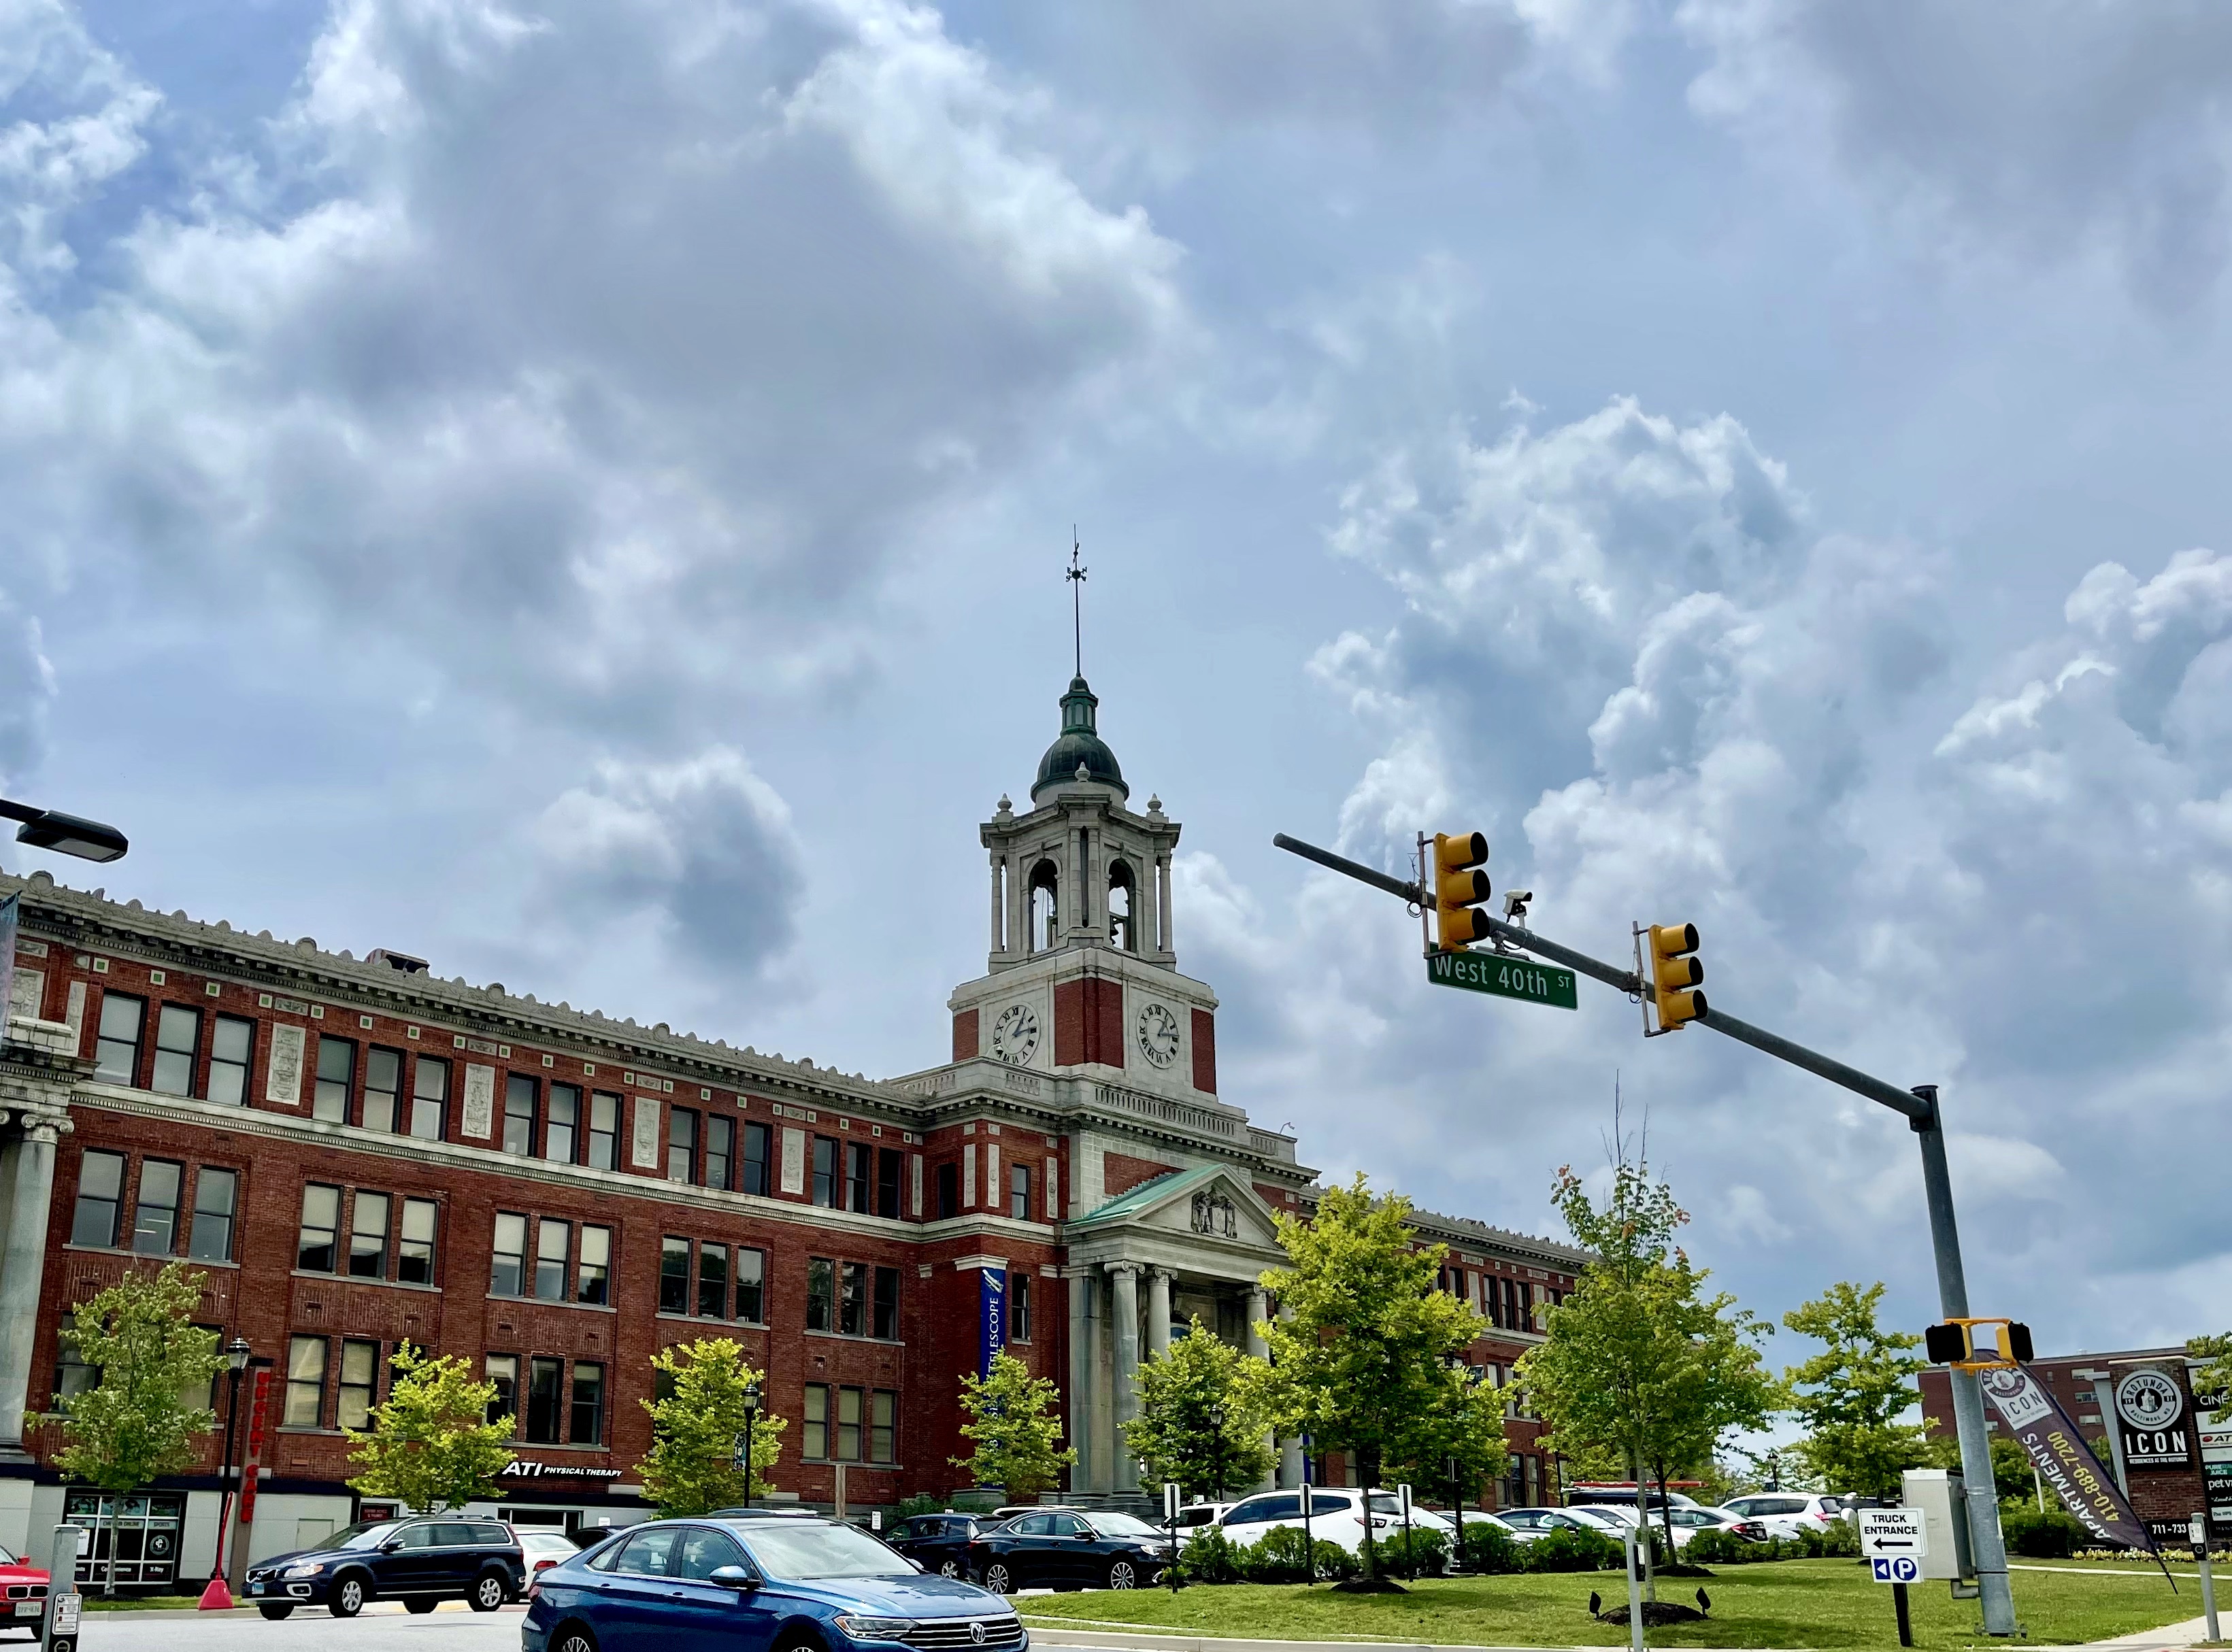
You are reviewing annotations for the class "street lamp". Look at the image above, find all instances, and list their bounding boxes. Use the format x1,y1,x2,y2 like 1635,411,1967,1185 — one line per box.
210,1338,252,1587
0,798,128,863
739,1381,763,1510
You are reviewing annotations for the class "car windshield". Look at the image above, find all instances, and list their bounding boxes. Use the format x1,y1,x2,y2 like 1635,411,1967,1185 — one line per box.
1366,1495,1408,1516
739,1522,912,1579
324,1521,403,1551
1088,1514,1163,1538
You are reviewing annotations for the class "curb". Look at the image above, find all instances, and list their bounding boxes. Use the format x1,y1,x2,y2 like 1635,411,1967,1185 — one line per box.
1024,1631,1818,1652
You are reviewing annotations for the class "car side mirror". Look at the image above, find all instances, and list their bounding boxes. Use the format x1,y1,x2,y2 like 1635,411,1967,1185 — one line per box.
379,1540,404,1553
709,1565,762,1591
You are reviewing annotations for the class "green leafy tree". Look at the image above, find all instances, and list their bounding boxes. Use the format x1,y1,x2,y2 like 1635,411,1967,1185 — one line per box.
29,1263,224,1596
346,1341,516,1513
1779,1281,1929,1499
1124,1317,1276,1499
2190,1332,2231,1425
1253,1175,1497,1587
1925,1428,2035,1502
953,1351,1076,1501
638,1339,786,1516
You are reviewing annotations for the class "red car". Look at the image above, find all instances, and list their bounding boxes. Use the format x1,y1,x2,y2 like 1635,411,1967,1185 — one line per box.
0,1545,50,1639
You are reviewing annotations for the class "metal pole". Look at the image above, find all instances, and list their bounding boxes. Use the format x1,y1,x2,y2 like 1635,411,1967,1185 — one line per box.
1893,1581,1913,1647
213,1363,244,1582
2195,1516,2220,1645
1912,1088,2016,1638
1301,1435,1314,1584
44,1523,79,1651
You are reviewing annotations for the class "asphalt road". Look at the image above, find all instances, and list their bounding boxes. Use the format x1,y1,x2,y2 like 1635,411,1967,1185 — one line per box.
61,1600,531,1649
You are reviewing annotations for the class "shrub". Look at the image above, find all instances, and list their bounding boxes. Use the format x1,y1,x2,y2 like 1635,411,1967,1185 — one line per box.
2001,1508,2088,1559
1377,1527,1449,1579
1178,1526,1241,1585
1237,1523,1311,1582
1458,1522,1522,1574
894,1494,948,1520
1312,1538,1359,1581
1517,1525,1624,1572
1686,1528,1767,1565
1818,1519,1859,1557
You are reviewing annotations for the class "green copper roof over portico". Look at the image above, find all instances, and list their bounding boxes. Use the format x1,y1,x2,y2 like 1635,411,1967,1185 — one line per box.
1067,1163,1223,1228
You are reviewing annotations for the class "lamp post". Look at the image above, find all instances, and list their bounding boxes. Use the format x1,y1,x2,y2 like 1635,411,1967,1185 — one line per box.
0,798,128,863
739,1381,763,1510
199,1336,252,1610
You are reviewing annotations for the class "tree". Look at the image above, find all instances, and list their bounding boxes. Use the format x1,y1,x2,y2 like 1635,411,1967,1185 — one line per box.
1253,1175,1497,1588
29,1263,224,1596
953,1351,1076,1501
638,1339,786,1517
1925,1428,2035,1502
1779,1281,1930,1499
2190,1332,2231,1426
346,1342,516,1513
1124,1317,1276,1499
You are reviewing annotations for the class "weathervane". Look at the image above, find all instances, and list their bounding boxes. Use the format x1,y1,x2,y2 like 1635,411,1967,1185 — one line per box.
1067,527,1088,677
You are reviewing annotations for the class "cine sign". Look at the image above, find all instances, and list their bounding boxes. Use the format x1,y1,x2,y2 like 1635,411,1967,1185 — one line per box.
1425,951,1578,1009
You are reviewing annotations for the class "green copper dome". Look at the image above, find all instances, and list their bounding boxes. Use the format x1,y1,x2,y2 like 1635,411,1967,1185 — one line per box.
1031,677,1129,802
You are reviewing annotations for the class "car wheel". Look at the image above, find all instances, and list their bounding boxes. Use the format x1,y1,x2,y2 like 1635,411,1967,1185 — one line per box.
405,1599,438,1615
938,1560,960,1578
470,1572,509,1611
330,1574,368,1617
982,1562,1013,1594
256,1604,295,1621
1106,1558,1138,1590
553,1626,599,1652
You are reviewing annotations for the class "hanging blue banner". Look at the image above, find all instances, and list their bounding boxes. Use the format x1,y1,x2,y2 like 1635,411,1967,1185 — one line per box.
0,892,18,1030
978,1267,1007,1374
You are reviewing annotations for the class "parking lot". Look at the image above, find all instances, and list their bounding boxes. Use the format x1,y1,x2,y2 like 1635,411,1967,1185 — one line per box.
56,1601,531,1649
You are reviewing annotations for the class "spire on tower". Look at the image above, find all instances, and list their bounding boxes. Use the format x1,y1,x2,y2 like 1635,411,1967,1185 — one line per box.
1067,528,1088,679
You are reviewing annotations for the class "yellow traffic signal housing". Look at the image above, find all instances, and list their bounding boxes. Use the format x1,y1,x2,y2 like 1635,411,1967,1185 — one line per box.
1432,832,1492,951
1648,922,1706,1029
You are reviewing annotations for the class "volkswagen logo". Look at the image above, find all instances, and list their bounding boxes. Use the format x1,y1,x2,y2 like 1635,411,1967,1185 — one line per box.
970,1624,986,1645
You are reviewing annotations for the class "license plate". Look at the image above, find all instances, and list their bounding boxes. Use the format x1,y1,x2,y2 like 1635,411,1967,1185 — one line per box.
12,1602,38,1616
248,1583,265,1595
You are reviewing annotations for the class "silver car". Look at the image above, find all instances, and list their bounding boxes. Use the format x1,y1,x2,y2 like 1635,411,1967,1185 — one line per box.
1720,1492,1851,1540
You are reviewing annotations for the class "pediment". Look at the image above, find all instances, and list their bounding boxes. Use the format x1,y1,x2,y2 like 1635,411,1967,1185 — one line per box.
1074,1164,1281,1251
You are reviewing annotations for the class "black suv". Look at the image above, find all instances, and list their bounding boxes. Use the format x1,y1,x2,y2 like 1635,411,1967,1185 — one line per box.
245,1514,525,1619
888,1513,995,1577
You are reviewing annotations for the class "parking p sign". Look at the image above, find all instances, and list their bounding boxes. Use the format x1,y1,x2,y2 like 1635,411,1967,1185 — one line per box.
1871,1556,1921,1584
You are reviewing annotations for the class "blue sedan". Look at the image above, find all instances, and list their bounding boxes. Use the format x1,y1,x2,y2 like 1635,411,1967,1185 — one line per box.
522,1515,1029,1652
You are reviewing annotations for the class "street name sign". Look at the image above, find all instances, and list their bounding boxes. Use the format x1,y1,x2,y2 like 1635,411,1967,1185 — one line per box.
1871,1556,1920,1585
1425,950,1578,1009
1859,1508,1929,1560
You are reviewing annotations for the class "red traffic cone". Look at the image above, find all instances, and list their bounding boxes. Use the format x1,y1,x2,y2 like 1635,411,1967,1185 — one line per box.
197,1576,235,1611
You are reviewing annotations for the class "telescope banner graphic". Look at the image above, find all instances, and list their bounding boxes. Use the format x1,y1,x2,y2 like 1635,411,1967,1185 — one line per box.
1980,1366,2152,1551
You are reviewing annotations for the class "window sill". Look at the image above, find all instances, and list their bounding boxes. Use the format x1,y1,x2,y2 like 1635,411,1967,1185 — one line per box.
654,1313,769,1330
63,1244,239,1270
799,1459,902,1470
499,1440,610,1453
801,1330,905,1347
488,1294,618,1315
291,1270,442,1294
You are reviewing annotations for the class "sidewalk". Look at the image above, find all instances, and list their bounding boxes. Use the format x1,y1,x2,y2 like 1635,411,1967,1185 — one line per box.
1023,1617,2222,1652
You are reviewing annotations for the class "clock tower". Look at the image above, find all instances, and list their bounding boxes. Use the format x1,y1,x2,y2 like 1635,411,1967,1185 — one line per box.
948,675,1218,1098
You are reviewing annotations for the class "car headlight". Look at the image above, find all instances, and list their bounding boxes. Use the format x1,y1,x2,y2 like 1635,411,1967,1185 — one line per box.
280,1564,325,1579
833,1615,916,1642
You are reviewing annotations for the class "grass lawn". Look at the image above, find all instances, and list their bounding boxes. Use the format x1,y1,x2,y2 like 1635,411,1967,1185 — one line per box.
81,1594,212,1611
1015,1558,2203,1647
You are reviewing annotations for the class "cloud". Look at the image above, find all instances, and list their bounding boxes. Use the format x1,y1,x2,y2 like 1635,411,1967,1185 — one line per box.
0,588,55,789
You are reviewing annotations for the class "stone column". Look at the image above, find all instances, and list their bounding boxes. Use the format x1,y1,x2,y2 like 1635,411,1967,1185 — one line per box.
990,858,1005,954
1156,856,1173,956
1248,1288,1278,1491
0,1119,61,1447
1108,1262,1142,1481
1068,1273,1098,1493
1146,1268,1172,1356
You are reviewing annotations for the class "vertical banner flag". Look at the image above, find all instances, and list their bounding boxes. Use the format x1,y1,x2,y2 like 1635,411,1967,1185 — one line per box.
1981,1366,2156,1552
978,1267,1007,1375
0,891,18,1034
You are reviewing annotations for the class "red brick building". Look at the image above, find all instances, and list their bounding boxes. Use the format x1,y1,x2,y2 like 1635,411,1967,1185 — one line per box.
0,673,1580,1587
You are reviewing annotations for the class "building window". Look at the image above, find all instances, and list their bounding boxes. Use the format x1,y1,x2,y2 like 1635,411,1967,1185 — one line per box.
54,1342,96,1412
697,1243,728,1319
1029,860,1058,953
337,1339,379,1430
659,1238,690,1315
486,1354,518,1430
350,1192,390,1277
812,1137,838,1208
571,1362,605,1445
71,1151,126,1248
873,1266,900,1340
503,1075,536,1156
736,1247,765,1324
546,1083,580,1164
803,1383,828,1460
410,1056,448,1141
525,1356,564,1445
577,1225,611,1305
95,992,144,1086
588,1092,619,1170
298,1184,341,1273
844,1142,871,1213
364,1047,403,1133
207,1015,254,1105
132,1159,182,1254
876,1148,901,1219
284,1336,327,1429
839,1261,867,1336
705,1116,733,1192
1012,1272,1031,1343
535,1219,569,1301
805,1257,834,1332
935,1162,959,1220
668,1108,699,1184
872,1389,896,1464
397,1198,437,1285
152,1004,200,1096
188,1168,237,1262
312,1035,354,1123
1009,1164,1031,1220
741,1121,770,1196
1109,860,1137,951
837,1385,863,1462
492,1213,528,1297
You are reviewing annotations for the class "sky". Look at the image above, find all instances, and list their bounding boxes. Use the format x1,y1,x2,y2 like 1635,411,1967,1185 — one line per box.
3,0,2230,1378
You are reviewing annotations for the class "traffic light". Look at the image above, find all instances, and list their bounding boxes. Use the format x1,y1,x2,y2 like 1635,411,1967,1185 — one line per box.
1923,1319,2033,1367
1925,1323,1969,1364
1432,832,1492,951
1997,1322,2033,1364
1648,922,1707,1029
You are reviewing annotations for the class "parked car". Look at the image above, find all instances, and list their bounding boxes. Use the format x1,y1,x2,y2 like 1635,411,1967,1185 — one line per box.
888,1514,998,1578
965,1508,1176,1592
244,1514,526,1619
1565,1487,1701,1513
0,1544,48,1640
517,1530,584,1579
1494,1506,1630,1543
1657,1506,1772,1549
1567,1503,1646,1530
1218,1489,1454,1556
523,1514,1025,1652
1173,1503,1230,1531
1720,1492,1852,1541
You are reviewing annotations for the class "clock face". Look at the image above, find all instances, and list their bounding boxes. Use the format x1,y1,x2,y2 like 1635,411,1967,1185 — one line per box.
1137,1002,1182,1068
990,1003,1039,1066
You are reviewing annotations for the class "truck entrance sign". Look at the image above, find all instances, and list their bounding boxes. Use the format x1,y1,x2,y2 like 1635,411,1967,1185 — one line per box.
1859,1507,1930,1559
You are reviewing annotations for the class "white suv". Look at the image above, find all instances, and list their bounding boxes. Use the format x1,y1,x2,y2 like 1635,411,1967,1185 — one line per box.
1218,1489,1453,1555
1720,1493,1850,1540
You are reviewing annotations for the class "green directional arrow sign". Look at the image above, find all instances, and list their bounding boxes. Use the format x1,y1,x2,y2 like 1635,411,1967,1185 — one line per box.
1425,949,1578,1009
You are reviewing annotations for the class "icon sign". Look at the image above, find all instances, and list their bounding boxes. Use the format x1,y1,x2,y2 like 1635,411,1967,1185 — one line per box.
1871,1555,1920,1585
1858,1507,1929,1559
